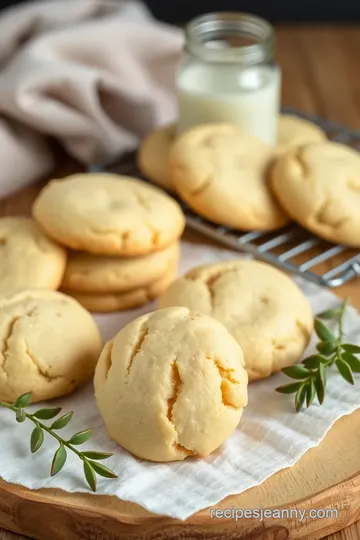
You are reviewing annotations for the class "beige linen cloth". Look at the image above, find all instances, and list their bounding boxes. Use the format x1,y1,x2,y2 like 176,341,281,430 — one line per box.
0,0,183,199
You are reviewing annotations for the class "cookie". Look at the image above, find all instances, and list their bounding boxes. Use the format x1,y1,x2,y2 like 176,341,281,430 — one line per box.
0,289,102,403
159,260,313,382
277,114,327,155
64,266,176,313
169,123,289,230
0,217,67,290
61,242,179,293
94,306,248,462
270,142,360,247
32,174,185,256
137,123,176,191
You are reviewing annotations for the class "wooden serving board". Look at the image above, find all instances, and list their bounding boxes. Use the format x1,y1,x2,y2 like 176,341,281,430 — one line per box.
0,178,360,540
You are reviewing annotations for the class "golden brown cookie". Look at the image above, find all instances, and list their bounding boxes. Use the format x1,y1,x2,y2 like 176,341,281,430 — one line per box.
32,173,185,256
94,306,248,462
137,123,176,191
61,242,179,293
270,142,360,247
159,260,314,381
277,114,327,155
0,217,67,290
0,289,102,403
64,266,176,313
169,123,289,230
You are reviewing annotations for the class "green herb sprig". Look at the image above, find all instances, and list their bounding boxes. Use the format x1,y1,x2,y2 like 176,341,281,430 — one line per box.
276,299,360,412
0,392,117,491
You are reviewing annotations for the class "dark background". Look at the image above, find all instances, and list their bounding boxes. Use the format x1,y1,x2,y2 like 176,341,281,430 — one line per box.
0,0,360,22
146,1,360,23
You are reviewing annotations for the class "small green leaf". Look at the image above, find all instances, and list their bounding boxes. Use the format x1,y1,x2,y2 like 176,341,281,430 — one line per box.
317,307,342,320
316,364,326,404
282,365,311,380
275,382,303,394
16,408,26,423
295,385,307,412
314,319,336,342
342,353,360,373
342,344,360,354
14,392,32,408
83,461,97,492
306,379,316,408
322,362,327,385
69,429,93,446
82,451,113,461
319,362,327,384
316,341,337,356
51,444,67,477
33,407,62,420
31,426,44,453
50,411,74,430
302,355,325,370
89,461,118,479
336,358,355,385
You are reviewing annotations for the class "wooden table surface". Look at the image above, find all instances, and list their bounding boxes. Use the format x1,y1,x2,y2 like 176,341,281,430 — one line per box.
1,23,360,540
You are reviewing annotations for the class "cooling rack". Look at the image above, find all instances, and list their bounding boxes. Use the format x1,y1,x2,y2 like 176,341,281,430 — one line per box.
90,107,360,288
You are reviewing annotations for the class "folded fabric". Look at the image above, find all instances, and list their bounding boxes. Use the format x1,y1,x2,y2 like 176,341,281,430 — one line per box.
0,0,183,199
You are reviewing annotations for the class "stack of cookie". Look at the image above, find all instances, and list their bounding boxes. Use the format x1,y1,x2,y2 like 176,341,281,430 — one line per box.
137,114,360,248
32,173,185,312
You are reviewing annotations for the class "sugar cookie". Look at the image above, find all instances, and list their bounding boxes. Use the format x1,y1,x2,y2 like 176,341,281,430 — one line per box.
32,174,185,256
137,123,176,191
159,260,313,381
94,307,248,462
277,114,327,155
0,289,102,403
61,242,179,293
0,217,67,290
170,123,288,230
64,266,176,313
271,142,360,247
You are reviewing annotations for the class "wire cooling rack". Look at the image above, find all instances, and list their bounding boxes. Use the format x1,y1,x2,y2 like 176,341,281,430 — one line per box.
90,108,360,288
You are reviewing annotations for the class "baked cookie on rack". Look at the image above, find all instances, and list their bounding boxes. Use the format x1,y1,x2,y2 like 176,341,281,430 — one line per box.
137,123,176,191
270,141,360,247
32,173,185,256
169,123,289,231
276,114,327,155
159,260,314,382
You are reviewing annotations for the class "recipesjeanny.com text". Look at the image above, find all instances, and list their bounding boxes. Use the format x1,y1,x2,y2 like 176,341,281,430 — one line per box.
210,506,339,523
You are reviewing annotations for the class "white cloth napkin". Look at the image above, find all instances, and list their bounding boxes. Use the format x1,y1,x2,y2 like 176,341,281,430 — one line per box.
0,0,183,199
1,241,359,520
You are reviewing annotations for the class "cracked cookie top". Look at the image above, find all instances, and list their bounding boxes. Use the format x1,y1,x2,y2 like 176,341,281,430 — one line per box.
0,289,102,403
94,306,248,462
270,141,360,247
169,123,289,231
159,260,314,382
32,173,185,256
0,217,67,290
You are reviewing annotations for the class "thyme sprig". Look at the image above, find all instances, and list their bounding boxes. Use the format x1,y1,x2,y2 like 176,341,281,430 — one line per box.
0,392,117,491
276,299,360,412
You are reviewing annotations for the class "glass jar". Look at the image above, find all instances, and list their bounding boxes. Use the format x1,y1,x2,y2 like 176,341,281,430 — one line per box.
176,12,281,146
